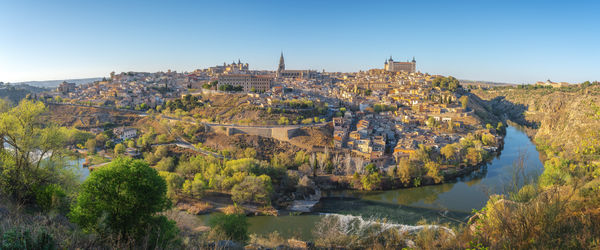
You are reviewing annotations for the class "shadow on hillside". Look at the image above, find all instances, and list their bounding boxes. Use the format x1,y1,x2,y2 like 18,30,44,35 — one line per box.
488,96,540,129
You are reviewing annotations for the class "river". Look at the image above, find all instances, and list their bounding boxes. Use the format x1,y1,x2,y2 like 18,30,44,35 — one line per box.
197,125,544,240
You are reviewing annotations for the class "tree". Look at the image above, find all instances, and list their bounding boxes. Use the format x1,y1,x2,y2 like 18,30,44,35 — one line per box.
231,175,272,205
182,173,206,198
127,140,136,148
69,158,172,239
243,148,257,158
425,161,443,183
271,152,292,169
466,147,482,165
159,171,184,199
85,138,97,154
497,122,505,133
114,143,125,155
460,96,469,109
0,100,72,203
361,172,381,190
441,144,457,162
208,214,248,242
155,157,176,172
397,158,413,185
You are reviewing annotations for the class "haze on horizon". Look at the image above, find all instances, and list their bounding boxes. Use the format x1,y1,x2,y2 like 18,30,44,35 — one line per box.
1,0,598,84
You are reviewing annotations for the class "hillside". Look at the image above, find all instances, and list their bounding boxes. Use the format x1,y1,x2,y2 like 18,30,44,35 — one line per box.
473,85,600,161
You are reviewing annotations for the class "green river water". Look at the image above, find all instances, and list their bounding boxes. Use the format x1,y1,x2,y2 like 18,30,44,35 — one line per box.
197,125,544,240
75,125,544,241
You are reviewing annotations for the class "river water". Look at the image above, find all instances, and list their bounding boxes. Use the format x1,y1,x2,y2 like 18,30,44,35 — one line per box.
197,125,544,240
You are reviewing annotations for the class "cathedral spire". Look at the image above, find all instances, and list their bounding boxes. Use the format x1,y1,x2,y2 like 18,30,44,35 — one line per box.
278,52,285,72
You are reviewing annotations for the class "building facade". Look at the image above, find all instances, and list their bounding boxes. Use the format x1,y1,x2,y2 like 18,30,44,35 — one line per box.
384,56,416,73
218,74,273,92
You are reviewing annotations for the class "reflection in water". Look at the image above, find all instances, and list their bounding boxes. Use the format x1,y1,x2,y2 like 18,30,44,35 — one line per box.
353,126,543,215
198,126,544,241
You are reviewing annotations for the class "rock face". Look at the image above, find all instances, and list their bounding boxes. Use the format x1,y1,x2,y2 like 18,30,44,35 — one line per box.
474,87,600,157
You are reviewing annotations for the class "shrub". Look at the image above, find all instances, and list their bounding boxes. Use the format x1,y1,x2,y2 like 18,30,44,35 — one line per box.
208,214,249,242
34,184,67,212
0,227,56,250
69,158,172,241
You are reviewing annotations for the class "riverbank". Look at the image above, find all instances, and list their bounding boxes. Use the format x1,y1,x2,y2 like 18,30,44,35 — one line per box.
193,125,543,241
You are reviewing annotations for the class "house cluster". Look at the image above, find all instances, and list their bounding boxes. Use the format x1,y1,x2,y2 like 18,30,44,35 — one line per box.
50,71,190,109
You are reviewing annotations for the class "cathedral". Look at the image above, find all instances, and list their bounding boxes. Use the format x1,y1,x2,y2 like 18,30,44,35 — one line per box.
276,52,317,79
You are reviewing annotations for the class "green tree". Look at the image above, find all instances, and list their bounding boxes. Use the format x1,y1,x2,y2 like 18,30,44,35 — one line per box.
361,172,381,190
127,140,136,148
69,158,172,239
159,171,184,200
243,147,257,158
155,157,176,172
460,95,469,109
182,173,206,198
0,100,71,203
231,175,272,205
85,138,97,154
114,143,125,155
208,214,249,242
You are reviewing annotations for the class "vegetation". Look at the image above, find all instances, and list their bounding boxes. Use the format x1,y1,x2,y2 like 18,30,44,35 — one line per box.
208,213,249,242
0,100,75,205
164,94,203,112
69,158,176,247
218,84,244,92
431,76,461,92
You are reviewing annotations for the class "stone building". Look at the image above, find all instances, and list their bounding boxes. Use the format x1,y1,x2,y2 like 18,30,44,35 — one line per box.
218,74,273,92
384,56,416,73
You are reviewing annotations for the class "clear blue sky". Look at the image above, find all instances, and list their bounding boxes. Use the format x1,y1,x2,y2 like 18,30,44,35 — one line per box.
1,0,598,83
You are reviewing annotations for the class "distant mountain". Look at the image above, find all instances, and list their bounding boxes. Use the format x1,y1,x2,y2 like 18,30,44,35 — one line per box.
13,77,104,88
459,79,516,87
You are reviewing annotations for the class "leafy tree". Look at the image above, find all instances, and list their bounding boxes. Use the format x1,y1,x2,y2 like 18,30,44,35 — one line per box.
425,161,443,183
466,147,482,165
459,96,469,109
361,172,381,190
155,157,176,172
114,143,125,155
441,144,457,162
182,173,206,198
231,175,272,205
397,158,413,185
0,100,72,203
85,138,97,154
243,148,257,158
69,158,172,239
159,171,184,200
127,140,136,148
271,152,292,169
208,214,248,242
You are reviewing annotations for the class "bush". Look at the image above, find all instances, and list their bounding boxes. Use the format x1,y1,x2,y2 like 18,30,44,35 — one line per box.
0,227,56,250
208,214,248,242
34,184,67,213
231,175,272,205
69,158,172,240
